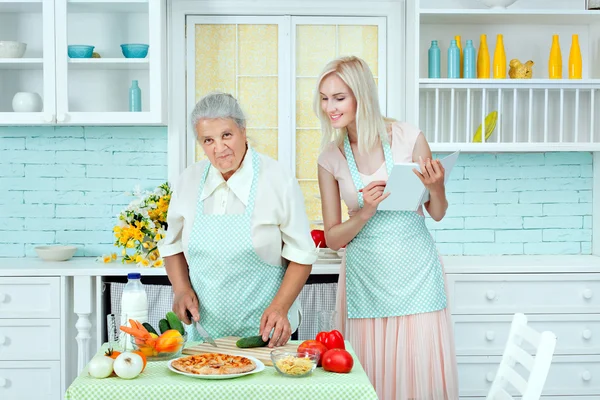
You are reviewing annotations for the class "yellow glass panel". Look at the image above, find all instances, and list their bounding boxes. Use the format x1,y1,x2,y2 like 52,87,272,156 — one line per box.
238,77,278,128
296,25,336,76
296,129,321,179
296,78,320,128
238,25,278,76
195,24,236,100
248,129,278,160
299,181,322,227
338,25,379,76
194,141,206,162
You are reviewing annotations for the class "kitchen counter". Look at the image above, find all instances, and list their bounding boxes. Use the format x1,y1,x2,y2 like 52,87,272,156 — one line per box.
2,254,600,276
3,254,600,397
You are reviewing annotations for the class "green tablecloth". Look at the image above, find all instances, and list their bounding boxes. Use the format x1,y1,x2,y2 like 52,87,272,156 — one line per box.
65,341,378,400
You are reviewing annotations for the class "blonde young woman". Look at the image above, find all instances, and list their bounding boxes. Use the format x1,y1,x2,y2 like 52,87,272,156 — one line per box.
315,56,458,399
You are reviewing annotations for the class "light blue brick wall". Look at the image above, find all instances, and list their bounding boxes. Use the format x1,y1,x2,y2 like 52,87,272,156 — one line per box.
427,152,593,255
1,126,167,257
0,126,593,257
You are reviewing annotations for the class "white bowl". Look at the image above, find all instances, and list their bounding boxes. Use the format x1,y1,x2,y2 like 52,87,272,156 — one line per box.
35,245,77,261
0,41,26,58
477,0,519,8
12,92,43,112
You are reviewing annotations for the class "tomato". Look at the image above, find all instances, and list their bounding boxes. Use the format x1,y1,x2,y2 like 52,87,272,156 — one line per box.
297,340,329,367
322,348,354,373
311,230,327,248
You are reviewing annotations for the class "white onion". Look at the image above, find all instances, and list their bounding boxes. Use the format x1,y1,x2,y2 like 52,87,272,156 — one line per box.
113,352,144,379
88,355,114,379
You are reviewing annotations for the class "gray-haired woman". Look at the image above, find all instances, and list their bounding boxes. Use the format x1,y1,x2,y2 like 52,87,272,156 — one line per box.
159,92,317,347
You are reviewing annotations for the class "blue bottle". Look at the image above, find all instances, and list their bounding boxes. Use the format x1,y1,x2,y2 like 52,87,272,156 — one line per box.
129,80,141,112
428,40,441,78
447,39,460,79
463,39,476,79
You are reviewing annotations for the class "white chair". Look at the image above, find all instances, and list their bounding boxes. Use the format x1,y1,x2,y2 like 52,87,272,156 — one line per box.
486,313,557,400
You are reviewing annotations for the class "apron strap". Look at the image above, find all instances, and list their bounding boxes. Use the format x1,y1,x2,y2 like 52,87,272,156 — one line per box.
343,133,394,209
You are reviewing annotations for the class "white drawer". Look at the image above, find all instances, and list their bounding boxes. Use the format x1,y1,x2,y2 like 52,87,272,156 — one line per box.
0,320,60,361
0,361,60,400
454,314,600,356
448,274,600,314
0,277,60,319
458,355,600,397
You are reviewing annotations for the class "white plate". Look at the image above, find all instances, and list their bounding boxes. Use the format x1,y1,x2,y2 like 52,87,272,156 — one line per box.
167,354,265,380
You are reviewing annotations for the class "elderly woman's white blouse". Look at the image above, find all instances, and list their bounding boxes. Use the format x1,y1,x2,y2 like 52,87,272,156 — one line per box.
159,147,318,267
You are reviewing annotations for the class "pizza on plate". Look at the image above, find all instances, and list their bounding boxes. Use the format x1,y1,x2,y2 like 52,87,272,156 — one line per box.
171,353,256,375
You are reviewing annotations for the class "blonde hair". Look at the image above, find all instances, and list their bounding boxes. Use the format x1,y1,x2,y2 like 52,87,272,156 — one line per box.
313,56,388,155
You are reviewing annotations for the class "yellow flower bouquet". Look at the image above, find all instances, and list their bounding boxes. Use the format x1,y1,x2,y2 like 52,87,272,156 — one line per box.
100,182,172,267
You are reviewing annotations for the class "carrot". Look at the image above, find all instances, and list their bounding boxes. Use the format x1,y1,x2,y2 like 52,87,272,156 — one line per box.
129,319,147,333
120,325,150,339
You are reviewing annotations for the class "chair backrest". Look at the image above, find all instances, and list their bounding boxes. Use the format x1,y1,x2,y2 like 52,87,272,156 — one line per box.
486,313,557,400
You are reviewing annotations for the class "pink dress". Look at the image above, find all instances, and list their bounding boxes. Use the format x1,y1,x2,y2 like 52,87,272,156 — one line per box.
318,121,459,400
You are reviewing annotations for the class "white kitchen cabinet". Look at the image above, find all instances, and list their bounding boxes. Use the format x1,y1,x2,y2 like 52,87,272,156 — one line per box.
0,0,166,126
447,264,600,398
0,277,62,400
410,0,600,151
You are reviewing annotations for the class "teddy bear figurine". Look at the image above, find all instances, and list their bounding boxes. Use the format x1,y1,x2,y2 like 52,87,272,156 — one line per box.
509,59,534,79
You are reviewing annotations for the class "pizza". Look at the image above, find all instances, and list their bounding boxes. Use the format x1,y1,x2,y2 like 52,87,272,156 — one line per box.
171,353,256,375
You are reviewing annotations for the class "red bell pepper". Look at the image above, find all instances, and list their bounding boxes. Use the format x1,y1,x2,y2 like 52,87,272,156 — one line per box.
316,329,345,350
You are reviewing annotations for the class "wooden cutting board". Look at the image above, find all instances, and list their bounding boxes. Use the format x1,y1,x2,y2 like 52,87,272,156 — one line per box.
182,336,299,366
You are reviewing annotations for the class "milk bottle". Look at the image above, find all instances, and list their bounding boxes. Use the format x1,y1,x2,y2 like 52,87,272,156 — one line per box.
120,272,148,347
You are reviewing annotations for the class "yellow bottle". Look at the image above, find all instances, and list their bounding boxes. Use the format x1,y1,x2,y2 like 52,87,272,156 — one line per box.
568,34,582,79
548,34,562,79
477,34,490,79
455,35,463,78
493,34,506,78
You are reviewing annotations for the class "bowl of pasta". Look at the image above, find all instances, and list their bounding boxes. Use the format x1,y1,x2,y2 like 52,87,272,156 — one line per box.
270,350,318,378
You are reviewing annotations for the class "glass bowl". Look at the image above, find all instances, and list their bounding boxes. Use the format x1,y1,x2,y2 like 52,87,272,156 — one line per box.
270,350,318,378
130,330,187,361
68,45,94,58
120,43,149,58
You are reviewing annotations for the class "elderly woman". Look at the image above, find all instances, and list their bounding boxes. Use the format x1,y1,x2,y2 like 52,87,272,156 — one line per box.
159,92,317,347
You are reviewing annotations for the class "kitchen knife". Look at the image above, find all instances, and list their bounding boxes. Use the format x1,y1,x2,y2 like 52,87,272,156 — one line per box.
186,311,217,347
194,321,217,347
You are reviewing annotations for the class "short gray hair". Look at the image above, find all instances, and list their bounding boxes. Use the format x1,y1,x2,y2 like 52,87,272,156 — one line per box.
190,92,246,130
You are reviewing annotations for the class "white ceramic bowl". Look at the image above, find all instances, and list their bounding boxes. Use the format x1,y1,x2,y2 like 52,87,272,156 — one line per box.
477,0,519,8
12,92,43,112
35,245,77,261
0,41,26,58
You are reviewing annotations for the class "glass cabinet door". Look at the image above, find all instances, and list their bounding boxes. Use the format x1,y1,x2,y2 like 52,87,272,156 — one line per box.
187,16,287,164
293,17,385,227
54,0,165,125
0,0,55,125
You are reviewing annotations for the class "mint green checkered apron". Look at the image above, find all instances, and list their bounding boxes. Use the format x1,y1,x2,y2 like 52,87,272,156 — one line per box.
343,136,447,318
186,150,290,340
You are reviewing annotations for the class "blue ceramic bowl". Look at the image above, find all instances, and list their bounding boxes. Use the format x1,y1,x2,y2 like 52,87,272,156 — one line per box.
68,45,94,58
120,44,149,58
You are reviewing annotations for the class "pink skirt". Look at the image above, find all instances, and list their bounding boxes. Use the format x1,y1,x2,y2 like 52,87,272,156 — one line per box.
336,257,459,400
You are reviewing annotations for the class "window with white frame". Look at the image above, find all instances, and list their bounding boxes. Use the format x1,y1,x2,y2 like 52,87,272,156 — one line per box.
186,15,386,225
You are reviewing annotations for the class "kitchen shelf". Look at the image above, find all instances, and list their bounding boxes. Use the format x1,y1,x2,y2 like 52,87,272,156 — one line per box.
67,58,149,70
420,84,599,149
0,1,41,13
0,58,44,69
67,0,147,13
429,143,600,152
420,9,600,25
420,79,600,89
